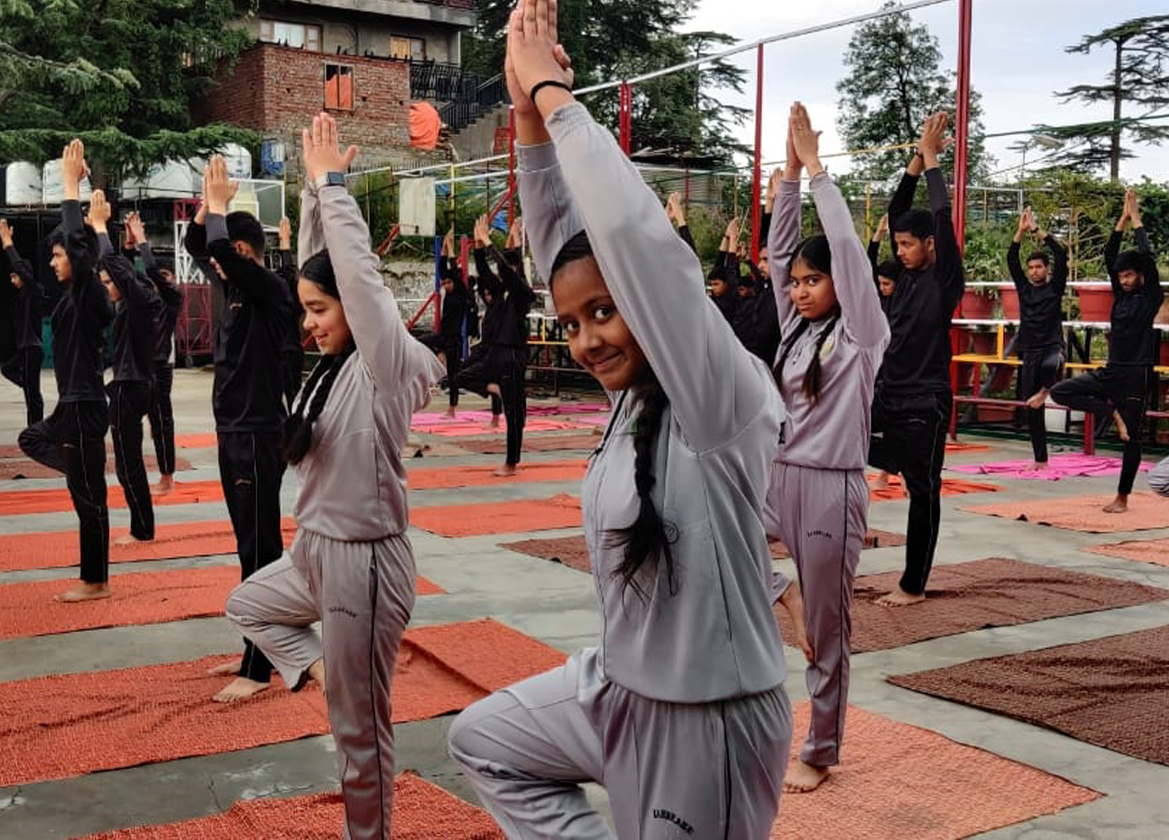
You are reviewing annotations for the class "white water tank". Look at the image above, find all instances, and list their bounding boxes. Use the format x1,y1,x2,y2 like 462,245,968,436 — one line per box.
220,144,252,180
42,159,93,204
121,160,202,200
3,162,43,206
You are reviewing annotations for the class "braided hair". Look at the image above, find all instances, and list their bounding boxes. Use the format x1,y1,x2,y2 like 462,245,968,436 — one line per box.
773,235,841,404
550,231,678,598
281,250,355,465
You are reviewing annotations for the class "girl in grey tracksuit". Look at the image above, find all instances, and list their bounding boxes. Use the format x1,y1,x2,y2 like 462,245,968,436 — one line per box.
225,176,443,839
447,99,793,838
764,166,890,785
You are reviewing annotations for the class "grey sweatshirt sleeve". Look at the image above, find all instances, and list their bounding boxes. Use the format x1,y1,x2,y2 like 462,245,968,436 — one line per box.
768,179,802,332
533,101,776,452
810,173,889,350
515,140,586,283
316,185,444,401
297,183,327,269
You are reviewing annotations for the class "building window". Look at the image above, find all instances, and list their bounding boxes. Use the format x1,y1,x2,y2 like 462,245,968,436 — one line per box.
390,36,426,62
259,19,321,52
324,64,354,110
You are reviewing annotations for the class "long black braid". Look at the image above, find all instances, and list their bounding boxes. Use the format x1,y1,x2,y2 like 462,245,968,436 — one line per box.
281,249,356,465
551,231,678,599
772,313,840,404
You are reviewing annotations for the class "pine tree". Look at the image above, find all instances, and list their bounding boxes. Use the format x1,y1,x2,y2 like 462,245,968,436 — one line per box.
0,0,257,178
462,0,747,162
835,1,988,181
1049,15,1169,181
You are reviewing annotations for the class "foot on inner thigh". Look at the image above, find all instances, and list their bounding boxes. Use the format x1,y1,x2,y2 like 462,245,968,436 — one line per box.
308,658,326,689
57,582,111,603
876,587,926,608
1103,493,1129,514
1113,410,1130,442
207,657,243,676
212,677,269,704
1025,388,1048,410
783,760,830,794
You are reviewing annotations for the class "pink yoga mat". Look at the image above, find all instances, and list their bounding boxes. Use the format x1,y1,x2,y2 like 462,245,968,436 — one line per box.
950,454,1153,481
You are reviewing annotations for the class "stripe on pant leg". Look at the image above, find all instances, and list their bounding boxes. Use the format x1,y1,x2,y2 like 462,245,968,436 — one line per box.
367,546,387,840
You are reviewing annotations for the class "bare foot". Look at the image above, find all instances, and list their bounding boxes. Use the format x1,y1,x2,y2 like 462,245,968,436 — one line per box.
212,677,269,704
307,658,326,686
1026,389,1048,410
488,415,502,429
873,471,890,490
486,383,502,398
876,588,927,608
783,760,830,794
207,658,243,676
113,534,143,547
1103,494,1129,514
57,582,111,602
777,581,814,662
150,474,175,495
445,406,457,419
1113,411,1130,442
494,463,518,477
1028,461,1048,472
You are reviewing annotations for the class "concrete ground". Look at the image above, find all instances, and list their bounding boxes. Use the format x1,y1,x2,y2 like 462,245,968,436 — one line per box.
1,368,1168,838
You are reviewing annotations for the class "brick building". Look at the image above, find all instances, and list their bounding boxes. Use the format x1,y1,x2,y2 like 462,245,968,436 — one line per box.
197,0,483,169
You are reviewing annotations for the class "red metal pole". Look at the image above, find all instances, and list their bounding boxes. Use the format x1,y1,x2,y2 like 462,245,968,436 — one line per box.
750,44,765,262
508,107,517,226
953,0,973,256
619,83,632,156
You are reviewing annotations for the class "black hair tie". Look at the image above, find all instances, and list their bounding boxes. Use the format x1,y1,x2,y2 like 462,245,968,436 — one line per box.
529,80,573,107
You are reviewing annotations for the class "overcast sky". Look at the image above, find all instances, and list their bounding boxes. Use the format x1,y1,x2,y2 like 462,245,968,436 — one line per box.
681,0,1168,183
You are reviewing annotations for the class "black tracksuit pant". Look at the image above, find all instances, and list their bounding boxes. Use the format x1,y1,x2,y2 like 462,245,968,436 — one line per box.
868,391,951,596
1051,365,1150,495
108,381,154,540
147,362,176,476
494,347,527,467
19,401,110,583
1019,346,1064,464
457,344,503,416
3,347,45,426
217,430,285,683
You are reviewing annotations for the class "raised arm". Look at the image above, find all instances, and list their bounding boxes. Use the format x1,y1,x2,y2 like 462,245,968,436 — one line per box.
768,141,803,331
1,221,33,286
303,113,443,398
1130,196,1163,306
917,113,963,309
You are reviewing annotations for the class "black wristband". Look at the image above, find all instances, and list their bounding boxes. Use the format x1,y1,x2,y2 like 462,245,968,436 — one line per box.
529,80,573,107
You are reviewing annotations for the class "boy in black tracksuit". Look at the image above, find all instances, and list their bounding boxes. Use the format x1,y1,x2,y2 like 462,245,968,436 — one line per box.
185,155,291,702
460,217,507,425
420,230,469,415
484,246,535,475
91,194,161,544
18,140,115,602
276,217,305,412
1,219,46,425
1051,188,1162,514
868,113,965,607
1008,207,1068,468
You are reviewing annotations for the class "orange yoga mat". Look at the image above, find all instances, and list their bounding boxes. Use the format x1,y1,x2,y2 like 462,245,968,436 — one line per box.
80,773,505,839
408,460,586,490
1085,537,1169,568
0,518,299,572
963,491,1169,533
0,479,224,516
771,704,1098,838
176,433,219,449
868,473,1001,501
0,565,444,640
945,441,992,453
0,618,565,787
417,419,592,438
0,455,192,481
412,494,582,537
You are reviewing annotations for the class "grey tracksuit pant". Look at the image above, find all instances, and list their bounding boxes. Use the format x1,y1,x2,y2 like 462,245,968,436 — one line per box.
226,529,417,840
448,647,792,839
767,463,868,768
1151,456,1169,497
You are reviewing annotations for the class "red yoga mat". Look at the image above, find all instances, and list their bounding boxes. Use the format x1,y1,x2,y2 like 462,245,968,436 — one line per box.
417,419,593,437
0,565,444,641
408,460,586,490
0,479,224,515
963,492,1169,533
79,773,505,839
0,455,193,481
0,518,299,572
868,473,1001,501
0,618,565,787
412,494,582,537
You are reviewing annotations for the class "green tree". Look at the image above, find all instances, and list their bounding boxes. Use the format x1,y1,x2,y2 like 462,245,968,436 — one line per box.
0,0,256,178
835,1,989,181
463,0,747,162
1049,15,1169,181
